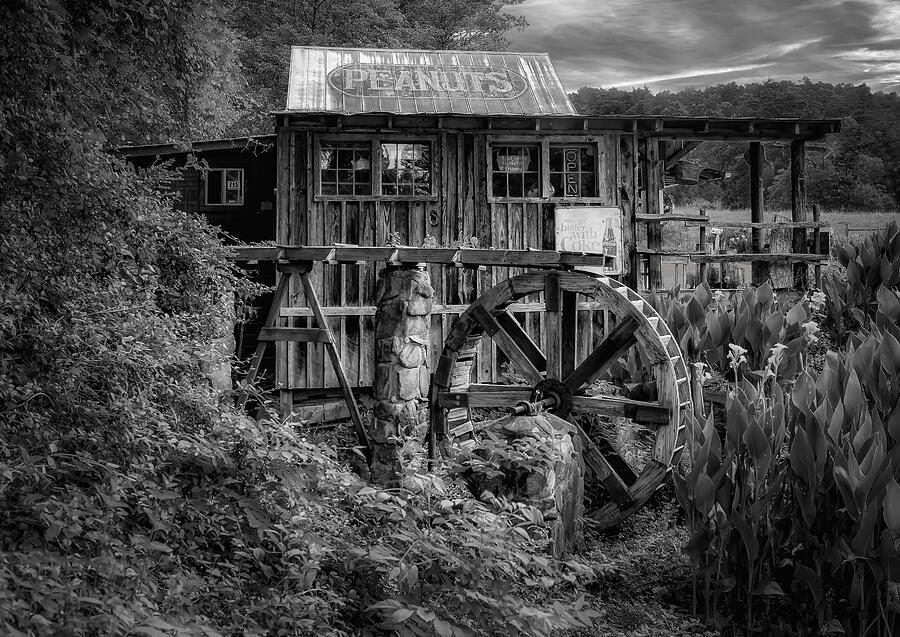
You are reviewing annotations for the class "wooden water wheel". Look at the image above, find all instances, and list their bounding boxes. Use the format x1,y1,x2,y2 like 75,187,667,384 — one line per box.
430,270,690,531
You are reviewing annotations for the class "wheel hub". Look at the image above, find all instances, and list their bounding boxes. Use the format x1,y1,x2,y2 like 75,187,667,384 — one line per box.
528,378,572,418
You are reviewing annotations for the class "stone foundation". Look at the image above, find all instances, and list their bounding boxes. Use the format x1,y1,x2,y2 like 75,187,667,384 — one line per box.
370,266,434,485
463,412,585,556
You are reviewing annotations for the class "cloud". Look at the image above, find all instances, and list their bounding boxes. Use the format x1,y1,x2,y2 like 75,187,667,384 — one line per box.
506,0,900,93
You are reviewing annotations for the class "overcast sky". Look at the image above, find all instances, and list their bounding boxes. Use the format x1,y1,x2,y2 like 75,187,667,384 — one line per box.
506,0,900,94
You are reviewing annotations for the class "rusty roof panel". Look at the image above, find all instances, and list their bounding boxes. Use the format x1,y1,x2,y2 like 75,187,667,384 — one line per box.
285,47,577,116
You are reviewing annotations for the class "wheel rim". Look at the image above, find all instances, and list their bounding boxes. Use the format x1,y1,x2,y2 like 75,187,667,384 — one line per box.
430,270,691,531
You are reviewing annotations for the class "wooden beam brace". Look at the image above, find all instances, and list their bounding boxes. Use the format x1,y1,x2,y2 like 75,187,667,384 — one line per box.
663,141,701,170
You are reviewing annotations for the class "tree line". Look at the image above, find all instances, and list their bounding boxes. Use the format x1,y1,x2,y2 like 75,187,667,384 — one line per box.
571,81,900,211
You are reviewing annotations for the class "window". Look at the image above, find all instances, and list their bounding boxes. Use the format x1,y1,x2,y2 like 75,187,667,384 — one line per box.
319,142,372,195
205,168,244,205
381,142,431,196
317,137,435,199
488,139,603,200
491,145,541,198
549,145,596,198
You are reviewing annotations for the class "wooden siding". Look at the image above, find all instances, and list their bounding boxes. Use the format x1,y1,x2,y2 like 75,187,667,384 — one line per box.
279,129,632,391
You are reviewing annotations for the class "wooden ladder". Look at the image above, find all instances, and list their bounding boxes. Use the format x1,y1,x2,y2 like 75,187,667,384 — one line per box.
244,261,371,456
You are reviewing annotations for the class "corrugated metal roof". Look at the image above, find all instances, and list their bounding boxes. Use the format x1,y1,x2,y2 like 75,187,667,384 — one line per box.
285,47,577,116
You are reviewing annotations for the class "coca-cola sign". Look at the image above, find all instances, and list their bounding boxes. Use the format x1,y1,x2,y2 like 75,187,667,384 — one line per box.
327,63,529,99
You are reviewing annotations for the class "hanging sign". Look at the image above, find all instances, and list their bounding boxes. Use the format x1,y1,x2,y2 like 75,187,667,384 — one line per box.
554,206,624,275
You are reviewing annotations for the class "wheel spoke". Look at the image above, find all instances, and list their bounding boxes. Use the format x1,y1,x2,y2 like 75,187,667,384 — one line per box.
592,436,639,486
496,311,546,373
563,315,639,392
436,384,532,409
471,304,544,384
571,423,635,507
543,273,562,379
570,395,670,426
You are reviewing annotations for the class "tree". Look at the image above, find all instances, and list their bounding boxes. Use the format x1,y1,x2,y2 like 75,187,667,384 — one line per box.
229,0,528,129
399,0,526,50
570,80,900,210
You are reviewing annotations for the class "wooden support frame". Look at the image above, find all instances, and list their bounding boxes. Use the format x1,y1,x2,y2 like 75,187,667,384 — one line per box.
244,262,372,456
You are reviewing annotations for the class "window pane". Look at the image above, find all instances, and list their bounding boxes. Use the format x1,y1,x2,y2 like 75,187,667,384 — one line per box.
524,172,540,197
380,142,431,196
582,173,596,197
550,173,562,197
549,144,598,198
206,170,222,204
508,173,524,198
492,145,539,197
320,142,371,196
549,146,564,172
320,148,336,169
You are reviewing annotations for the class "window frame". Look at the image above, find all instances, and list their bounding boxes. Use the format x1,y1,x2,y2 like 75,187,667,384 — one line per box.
314,135,438,202
486,136,608,203
203,167,245,206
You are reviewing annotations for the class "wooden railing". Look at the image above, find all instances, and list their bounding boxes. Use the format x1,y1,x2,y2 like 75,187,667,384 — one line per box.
635,205,831,290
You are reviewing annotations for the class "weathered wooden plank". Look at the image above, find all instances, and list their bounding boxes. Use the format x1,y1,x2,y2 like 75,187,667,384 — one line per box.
258,327,331,343
691,253,829,263
561,289,577,379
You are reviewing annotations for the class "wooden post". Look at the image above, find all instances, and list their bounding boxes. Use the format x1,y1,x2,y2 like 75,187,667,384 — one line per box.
275,124,293,412
791,140,808,290
698,207,708,285
812,204,822,287
749,142,767,285
646,139,664,291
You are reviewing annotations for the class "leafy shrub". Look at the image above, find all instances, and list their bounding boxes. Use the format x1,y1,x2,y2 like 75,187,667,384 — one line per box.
611,283,812,402
675,289,900,635
823,221,900,340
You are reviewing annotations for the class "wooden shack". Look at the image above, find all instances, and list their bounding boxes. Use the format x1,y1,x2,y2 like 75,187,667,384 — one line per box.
263,47,842,408
118,135,277,244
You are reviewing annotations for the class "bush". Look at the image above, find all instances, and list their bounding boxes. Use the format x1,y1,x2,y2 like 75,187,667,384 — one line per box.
675,260,900,635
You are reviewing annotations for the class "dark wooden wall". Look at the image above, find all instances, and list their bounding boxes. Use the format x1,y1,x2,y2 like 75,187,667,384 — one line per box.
277,127,636,393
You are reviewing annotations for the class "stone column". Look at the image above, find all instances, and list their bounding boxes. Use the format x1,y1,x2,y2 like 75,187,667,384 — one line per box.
371,266,434,485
